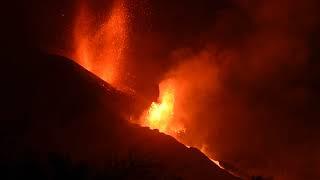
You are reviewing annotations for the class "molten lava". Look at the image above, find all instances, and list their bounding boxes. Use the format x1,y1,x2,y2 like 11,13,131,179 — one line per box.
144,82,175,133
73,0,128,89
72,1,225,172
141,78,224,170
142,80,185,137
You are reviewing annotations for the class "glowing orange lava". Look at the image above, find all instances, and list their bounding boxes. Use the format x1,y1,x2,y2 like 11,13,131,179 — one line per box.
145,83,175,132
72,1,225,172
73,0,128,89
142,79,185,137
142,79,224,169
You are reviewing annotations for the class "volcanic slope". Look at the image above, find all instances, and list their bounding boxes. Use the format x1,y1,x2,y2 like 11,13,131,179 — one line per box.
0,50,240,180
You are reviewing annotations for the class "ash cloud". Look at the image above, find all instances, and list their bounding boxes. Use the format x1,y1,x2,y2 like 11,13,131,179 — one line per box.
130,0,320,179
9,0,320,179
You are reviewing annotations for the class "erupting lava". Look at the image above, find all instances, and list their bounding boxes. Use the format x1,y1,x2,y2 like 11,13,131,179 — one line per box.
145,87,174,132
73,0,129,90
141,79,224,170
72,0,225,172
142,80,185,137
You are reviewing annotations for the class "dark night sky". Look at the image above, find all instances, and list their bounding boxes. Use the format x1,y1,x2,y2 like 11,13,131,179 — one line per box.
2,0,320,179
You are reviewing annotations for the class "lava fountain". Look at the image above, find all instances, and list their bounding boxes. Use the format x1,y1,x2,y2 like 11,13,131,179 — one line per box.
72,0,225,172
73,0,129,90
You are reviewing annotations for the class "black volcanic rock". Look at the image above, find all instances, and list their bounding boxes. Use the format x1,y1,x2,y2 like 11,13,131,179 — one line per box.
0,50,239,180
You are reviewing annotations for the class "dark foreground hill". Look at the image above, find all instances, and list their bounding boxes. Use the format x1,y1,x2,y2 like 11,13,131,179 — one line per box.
0,50,240,180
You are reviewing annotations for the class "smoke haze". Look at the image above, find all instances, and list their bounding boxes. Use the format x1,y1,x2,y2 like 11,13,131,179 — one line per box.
5,0,320,179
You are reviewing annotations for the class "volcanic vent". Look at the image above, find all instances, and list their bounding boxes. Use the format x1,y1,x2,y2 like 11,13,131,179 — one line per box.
71,0,229,173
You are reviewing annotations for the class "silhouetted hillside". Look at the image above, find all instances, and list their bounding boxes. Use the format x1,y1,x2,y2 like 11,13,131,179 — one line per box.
0,50,239,180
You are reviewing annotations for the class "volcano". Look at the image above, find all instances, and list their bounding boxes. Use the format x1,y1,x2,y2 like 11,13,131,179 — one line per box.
0,50,240,180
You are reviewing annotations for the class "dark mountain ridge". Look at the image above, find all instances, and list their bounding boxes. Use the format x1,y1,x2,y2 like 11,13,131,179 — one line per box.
0,50,239,180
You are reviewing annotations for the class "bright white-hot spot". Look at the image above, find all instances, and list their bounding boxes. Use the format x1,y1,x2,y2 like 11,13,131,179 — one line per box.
145,86,175,132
